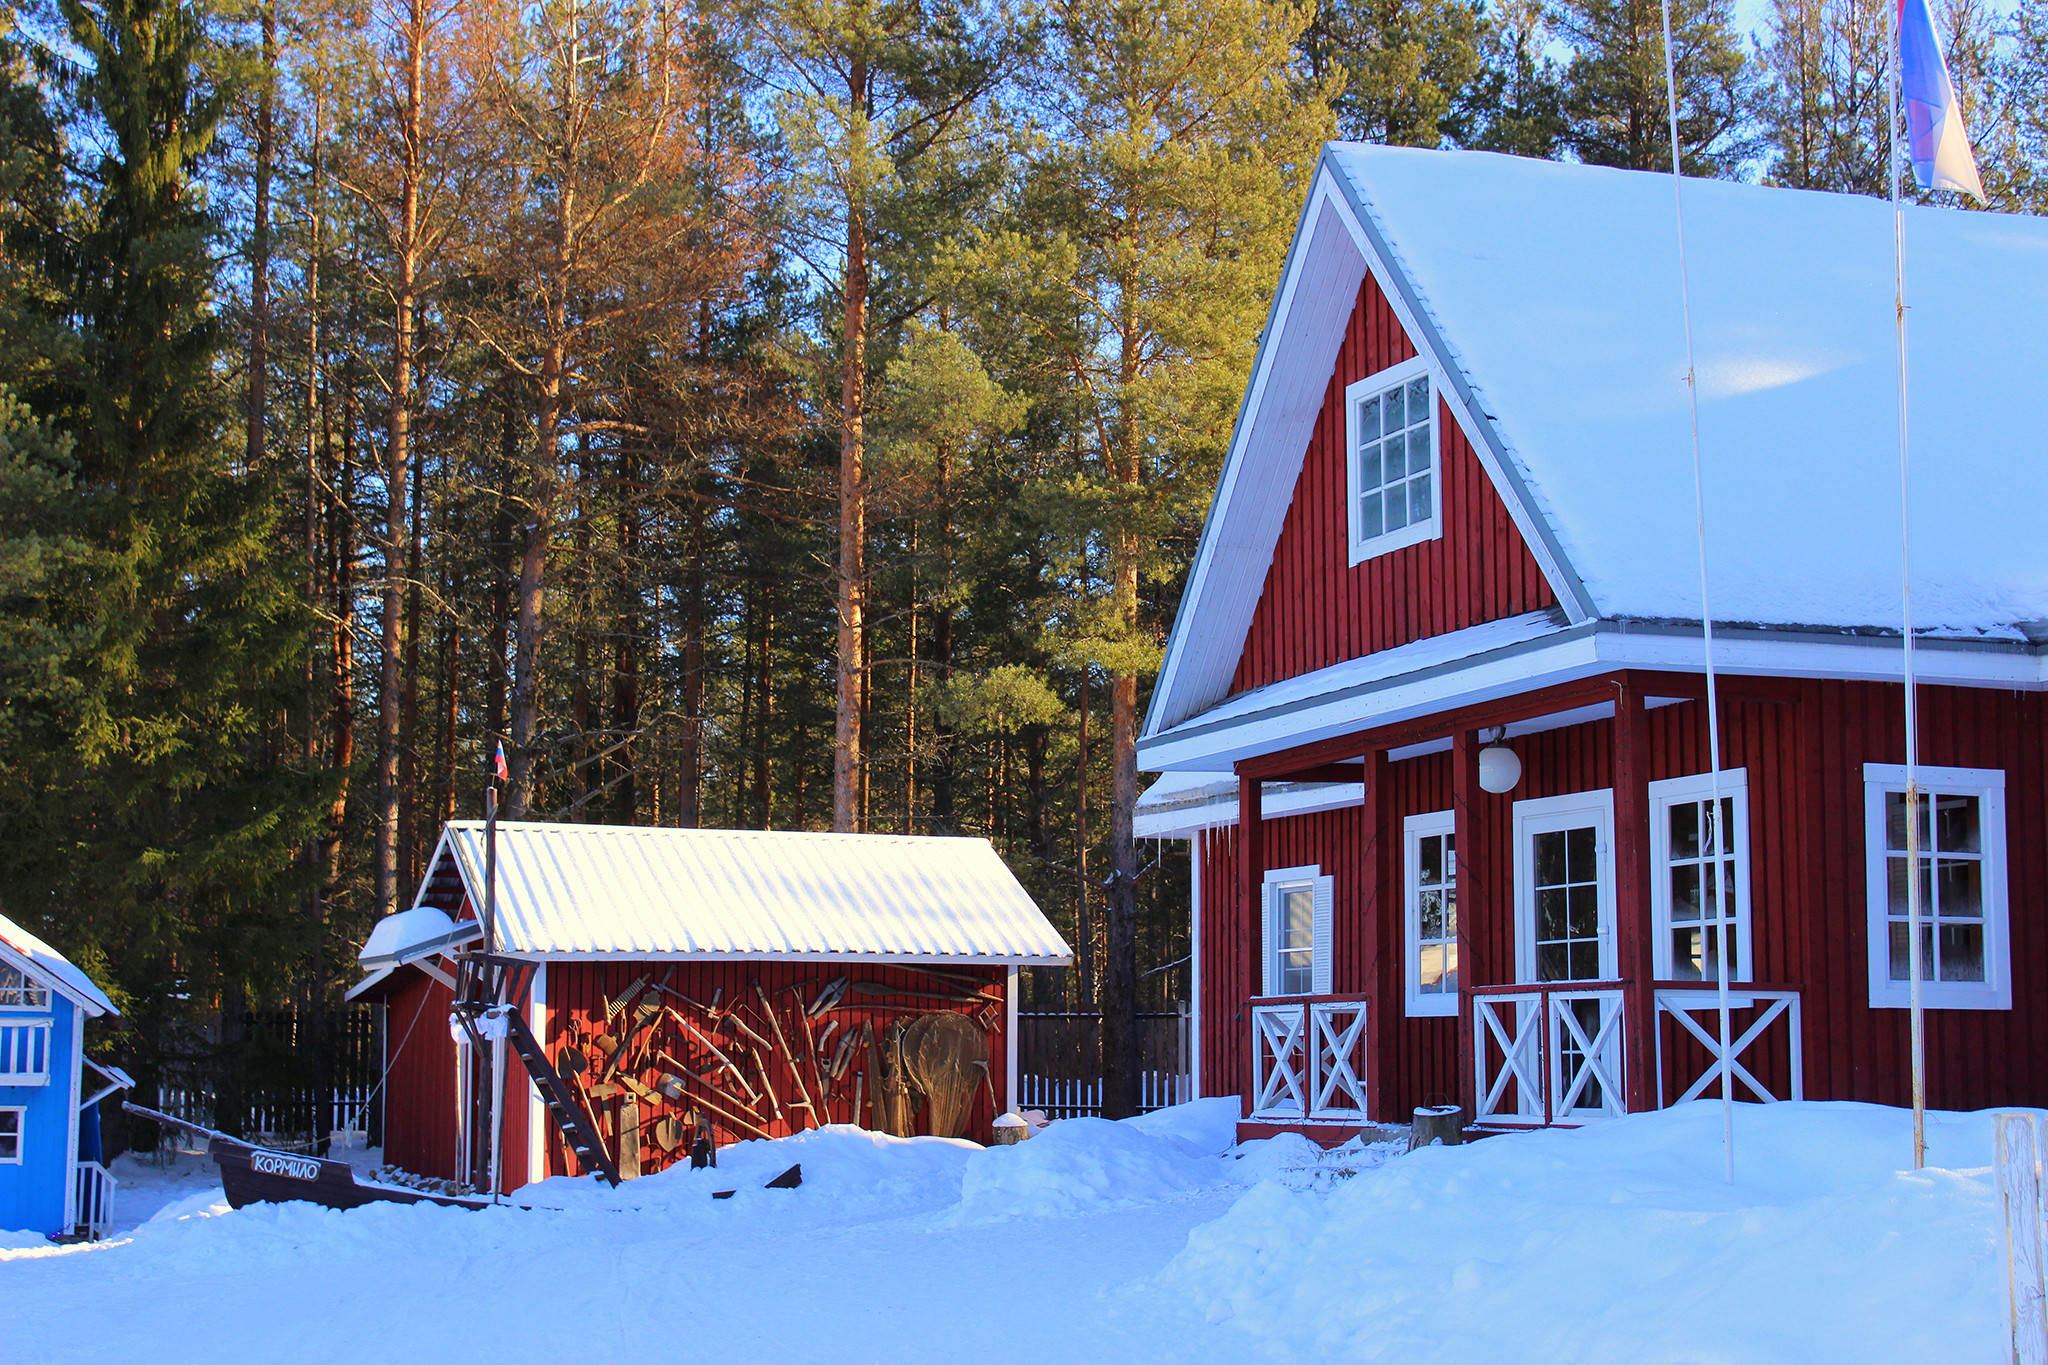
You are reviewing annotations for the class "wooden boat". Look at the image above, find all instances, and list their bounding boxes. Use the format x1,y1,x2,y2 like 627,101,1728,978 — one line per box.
125,1103,491,1212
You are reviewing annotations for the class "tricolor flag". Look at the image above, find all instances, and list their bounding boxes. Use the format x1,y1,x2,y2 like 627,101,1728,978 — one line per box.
494,743,509,782
1899,0,1986,200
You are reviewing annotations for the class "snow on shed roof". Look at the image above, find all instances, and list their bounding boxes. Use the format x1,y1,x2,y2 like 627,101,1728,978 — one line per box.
1325,144,2048,636
0,908,116,1016
416,822,1072,964
1148,145,2048,740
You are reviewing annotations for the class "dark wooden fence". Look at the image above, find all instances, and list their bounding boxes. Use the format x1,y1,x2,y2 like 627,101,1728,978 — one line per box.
1016,1006,1191,1118
155,1006,384,1150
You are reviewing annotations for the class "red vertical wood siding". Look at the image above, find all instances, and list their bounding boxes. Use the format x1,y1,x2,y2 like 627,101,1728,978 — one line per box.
536,960,1009,1181
381,972,458,1180
1230,277,1557,695
1196,675,2048,1124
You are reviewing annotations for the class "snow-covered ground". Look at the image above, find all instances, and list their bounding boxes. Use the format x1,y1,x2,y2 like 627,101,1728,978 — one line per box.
0,1100,2014,1363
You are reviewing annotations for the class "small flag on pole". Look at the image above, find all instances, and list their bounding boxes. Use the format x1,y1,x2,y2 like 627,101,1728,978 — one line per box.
1899,0,1987,200
494,743,509,782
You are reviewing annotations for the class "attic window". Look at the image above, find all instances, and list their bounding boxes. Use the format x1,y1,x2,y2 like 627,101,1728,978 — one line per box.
0,968,49,1010
1345,355,1442,563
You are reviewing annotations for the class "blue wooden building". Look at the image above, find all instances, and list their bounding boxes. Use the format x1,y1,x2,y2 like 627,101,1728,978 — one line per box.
0,910,129,1239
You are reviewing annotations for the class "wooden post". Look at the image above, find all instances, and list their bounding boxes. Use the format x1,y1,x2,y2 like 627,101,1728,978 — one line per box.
1612,675,1656,1113
1452,730,1480,1122
1238,770,1264,1116
1998,1113,2048,1365
1362,749,1393,1123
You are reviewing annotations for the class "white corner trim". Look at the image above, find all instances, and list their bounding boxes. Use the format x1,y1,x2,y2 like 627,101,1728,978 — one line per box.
527,962,548,1187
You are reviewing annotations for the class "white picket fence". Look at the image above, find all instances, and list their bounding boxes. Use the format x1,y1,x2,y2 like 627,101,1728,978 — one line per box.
1016,1071,1191,1119
1998,1112,2048,1364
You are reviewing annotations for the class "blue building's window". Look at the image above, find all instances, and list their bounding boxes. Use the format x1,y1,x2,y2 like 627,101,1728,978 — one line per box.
0,968,48,1009
0,1107,21,1162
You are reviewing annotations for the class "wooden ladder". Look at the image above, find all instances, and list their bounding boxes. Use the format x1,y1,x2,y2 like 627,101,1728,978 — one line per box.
503,1006,619,1187
454,952,621,1188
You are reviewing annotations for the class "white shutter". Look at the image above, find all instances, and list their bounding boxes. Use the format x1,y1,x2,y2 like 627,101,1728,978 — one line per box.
1261,881,1277,997
1312,875,1334,996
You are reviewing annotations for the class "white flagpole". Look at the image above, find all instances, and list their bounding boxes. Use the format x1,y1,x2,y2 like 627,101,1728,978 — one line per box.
1659,0,1736,1183
1890,0,1929,1173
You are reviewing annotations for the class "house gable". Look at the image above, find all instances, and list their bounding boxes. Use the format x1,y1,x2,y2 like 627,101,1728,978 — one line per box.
1231,275,1559,695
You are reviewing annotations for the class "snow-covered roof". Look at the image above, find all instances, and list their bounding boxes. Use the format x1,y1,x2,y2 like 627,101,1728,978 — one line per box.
0,908,116,1016
1147,145,2048,742
392,822,1072,965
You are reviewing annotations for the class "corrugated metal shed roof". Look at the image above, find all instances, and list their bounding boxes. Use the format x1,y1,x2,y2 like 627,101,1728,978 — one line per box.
411,822,1072,964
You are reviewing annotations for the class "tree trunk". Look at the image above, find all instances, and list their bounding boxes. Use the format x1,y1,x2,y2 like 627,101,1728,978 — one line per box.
831,55,869,833
375,1,425,913
678,495,705,827
753,588,774,828
247,1,274,468
613,449,641,822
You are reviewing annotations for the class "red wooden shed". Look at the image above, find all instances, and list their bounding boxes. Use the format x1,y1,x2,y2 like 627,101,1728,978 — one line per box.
348,823,1070,1193
1137,144,2048,1145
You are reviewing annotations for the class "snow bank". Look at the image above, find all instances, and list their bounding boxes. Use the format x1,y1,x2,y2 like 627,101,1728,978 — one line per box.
1120,1096,1242,1154
952,1115,1224,1223
1159,1101,2009,1363
521,1123,979,1223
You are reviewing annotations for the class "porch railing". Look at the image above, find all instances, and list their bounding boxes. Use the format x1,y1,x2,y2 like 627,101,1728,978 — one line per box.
74,1159,117,1240
1249,994,1369,1122
1471,983,1627,1126
1653,984,1803,1106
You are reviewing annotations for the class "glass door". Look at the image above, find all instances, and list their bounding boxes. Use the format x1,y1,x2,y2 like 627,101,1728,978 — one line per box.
1514,791,1618,1116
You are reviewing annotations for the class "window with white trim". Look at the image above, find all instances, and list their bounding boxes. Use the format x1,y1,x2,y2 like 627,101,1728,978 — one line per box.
1345,355,1442,564
0,967,49,1010
1404,811,1458,1016
1863,764,2010,1010
0,1107,21,1163
1649,770,1752,983
1262,865,1333,997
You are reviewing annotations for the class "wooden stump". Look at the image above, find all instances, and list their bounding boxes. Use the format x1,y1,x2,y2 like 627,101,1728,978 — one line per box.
1408,1104,1464,1151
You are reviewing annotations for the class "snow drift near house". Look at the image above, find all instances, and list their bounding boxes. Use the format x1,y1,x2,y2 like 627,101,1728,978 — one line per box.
0,1100,2018,1364
1163,1100,2011,1363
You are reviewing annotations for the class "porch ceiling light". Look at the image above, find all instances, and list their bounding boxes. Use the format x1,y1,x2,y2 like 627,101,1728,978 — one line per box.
1478,734,1522,794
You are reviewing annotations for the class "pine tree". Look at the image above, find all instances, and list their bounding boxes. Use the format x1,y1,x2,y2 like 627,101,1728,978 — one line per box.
1449,0,1568,157
1555,0,1758,174
753,0,1015,832
1756,0,1888,192
947,0,1331,1115
1301,0,1482,146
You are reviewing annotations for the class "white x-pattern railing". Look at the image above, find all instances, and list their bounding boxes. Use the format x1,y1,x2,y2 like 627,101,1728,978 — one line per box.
1653,986,1803,1106
1473,984,1626,1126
1250,996,1369,1121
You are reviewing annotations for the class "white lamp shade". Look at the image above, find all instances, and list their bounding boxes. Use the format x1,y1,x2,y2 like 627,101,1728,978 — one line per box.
1478,744,1522,794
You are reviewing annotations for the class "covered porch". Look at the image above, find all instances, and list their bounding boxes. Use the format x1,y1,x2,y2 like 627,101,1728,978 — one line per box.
1224,669,1808,1140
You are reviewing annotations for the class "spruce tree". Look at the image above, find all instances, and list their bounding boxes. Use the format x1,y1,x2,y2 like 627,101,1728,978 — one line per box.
3,0,328,1108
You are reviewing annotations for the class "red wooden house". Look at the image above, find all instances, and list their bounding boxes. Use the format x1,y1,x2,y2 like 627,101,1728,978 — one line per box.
1136,145,2048,1144
348,823,1070,1192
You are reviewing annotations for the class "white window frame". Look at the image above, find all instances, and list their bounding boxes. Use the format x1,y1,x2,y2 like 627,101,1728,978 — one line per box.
1260,865,1333,998
0,1106,22,1164
1648,769,1754,983
1862,763,2010,1011
0,966,50,1011
1513,789,1617,983
1344,353,1443,565
1404,811,1459,1017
